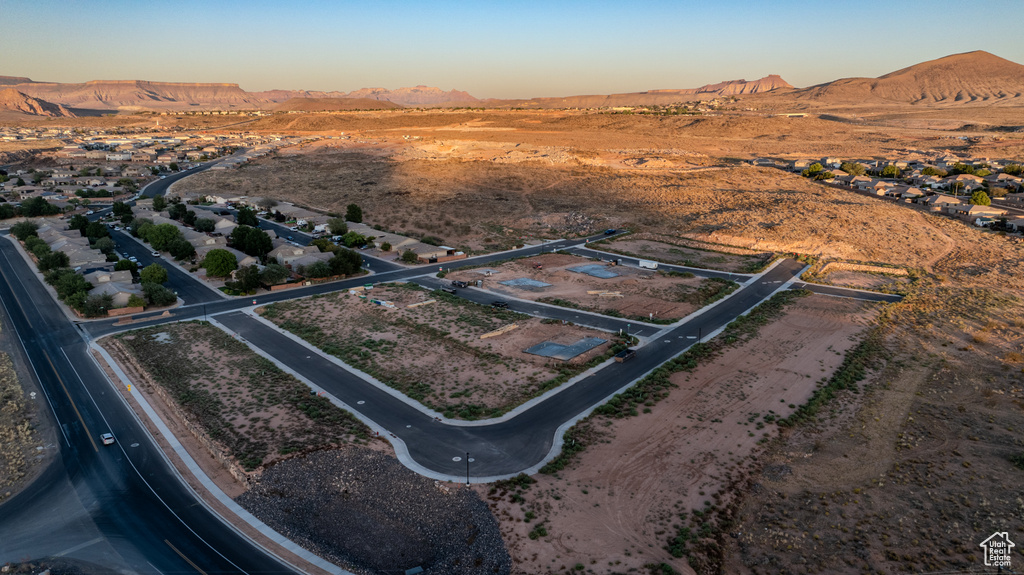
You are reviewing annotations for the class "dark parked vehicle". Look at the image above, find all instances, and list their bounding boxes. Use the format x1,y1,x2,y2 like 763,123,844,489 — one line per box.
452,280,468,288
614,348,637,362
604,228,617,235
491,300,509,309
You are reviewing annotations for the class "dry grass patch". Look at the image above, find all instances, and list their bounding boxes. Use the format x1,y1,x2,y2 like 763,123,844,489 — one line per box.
259,283,625,418
0,347,40,500
105,321,372,472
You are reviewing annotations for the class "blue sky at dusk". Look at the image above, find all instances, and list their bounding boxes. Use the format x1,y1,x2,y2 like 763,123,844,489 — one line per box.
2,0,1022,98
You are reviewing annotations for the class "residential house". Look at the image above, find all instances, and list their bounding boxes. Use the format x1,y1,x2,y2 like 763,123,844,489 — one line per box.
1006,218,1024,232
918,195,962,211
268,244,328,266
946,204,1007,221
83,270,133,285
88,282,144,308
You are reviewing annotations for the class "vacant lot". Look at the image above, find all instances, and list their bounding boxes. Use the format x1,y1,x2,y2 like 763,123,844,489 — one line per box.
0,343,42,501
593,235,773,273
259,283,620,418
484,293,880,574
446,253,735,323
103,322,372,474
238,447,510,575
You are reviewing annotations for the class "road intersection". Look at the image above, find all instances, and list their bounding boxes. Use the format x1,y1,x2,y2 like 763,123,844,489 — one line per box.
0,162,902,572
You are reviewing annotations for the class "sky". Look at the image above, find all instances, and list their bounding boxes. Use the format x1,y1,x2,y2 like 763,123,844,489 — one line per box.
2,0,1023,99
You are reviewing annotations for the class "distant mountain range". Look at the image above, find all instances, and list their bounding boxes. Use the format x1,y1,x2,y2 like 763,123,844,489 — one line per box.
1,50,1022,116
0,88,75,117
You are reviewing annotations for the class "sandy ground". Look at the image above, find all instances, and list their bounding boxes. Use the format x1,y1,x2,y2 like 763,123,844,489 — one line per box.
484,294,880,574
817,269,912,292
259,284,617,416
595,237,772,273
101,322,376,475
446,253,708,321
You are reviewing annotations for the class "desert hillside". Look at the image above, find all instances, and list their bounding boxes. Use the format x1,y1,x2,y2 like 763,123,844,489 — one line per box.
794,50,1024,106
0,88,75,117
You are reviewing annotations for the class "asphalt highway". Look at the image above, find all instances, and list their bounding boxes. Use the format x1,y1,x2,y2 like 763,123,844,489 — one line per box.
0,237,296,573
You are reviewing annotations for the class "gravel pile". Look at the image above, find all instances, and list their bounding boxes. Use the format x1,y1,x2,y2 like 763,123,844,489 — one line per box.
237,448,510,575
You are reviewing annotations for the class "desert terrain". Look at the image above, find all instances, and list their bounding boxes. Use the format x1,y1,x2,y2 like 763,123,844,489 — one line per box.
3,49,1024,575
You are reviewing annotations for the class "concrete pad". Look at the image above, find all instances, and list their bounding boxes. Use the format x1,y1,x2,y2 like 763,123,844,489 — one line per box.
567,264,619,279
524,337,607,360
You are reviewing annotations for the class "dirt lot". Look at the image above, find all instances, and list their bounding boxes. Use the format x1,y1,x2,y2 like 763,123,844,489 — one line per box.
0,341,44,502
102,322,373,475
258,283,621,418
816,269,914,292
446,253,734,323
237,448,510,575
482,294,880,574
593,236,773,274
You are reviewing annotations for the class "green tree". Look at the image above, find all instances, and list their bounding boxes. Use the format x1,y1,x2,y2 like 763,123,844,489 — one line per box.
0,204,15,220
182,210,197,227
167,202,188,220
400,250,419,264
194,218,215,233
31,242,50,259
151,195,167,211
329,248,362,276
112,201,133,218
126,294,146,308
142,282,177,306
38,251,70,272
345,203,363,223
68,214,89,233
85,221,109,240
15,178,25,187
970,190,991,206
145,224,184,251
259,263,289,285
380,242,392,252
1003,164,1022,176
169,162,179,172
168,239,196,261
236,206,258,227
311,238,339,253
20,197,59,217
880,165,901,178
227,265,261,293
800,163,823,178
11,221,39,241
839,162,865,176
340,231,367,248
203,249,237,277
303,261,333,278
129,217,153,237
327,217,348,235
82,293,114,318
921,166,947,177
975,168,992,177
229,225,273,257
950,163,975,176
140,263,168,284
55,272,92,300
115,259,136,271
93,236,115,253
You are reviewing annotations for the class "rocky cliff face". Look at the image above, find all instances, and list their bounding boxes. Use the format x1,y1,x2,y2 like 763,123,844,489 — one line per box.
252,85,479,107
3,79,259,110
0,88,75,117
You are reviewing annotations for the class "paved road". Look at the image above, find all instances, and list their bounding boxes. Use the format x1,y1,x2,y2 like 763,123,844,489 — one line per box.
0,238,296,573
217,259,807,479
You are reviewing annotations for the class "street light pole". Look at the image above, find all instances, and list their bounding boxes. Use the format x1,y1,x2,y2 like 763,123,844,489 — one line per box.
466,451,470,486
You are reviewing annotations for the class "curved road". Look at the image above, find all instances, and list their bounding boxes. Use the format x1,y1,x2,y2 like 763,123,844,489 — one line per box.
0,159,903,569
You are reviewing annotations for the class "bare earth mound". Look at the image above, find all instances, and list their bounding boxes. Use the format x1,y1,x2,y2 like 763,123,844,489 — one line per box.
237,448,510,575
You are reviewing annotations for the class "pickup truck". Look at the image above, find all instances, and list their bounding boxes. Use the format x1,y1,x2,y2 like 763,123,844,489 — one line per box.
451,280,468,288
614,348,637,362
